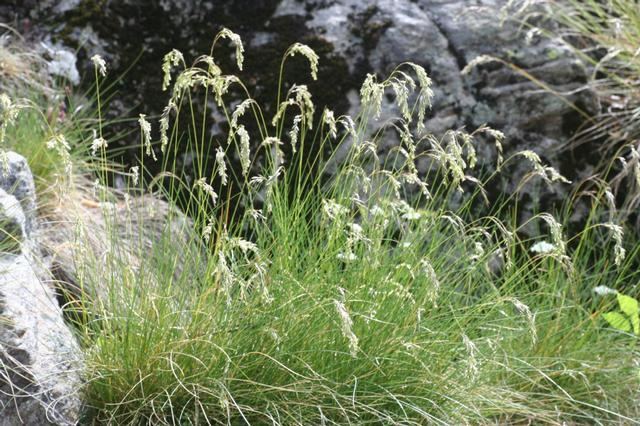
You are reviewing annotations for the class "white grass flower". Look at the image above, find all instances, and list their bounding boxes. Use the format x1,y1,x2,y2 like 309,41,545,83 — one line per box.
289,115,302,154
46,133,72,171
462,334,479,378
0,94,21,148
525,27,542,45
211,75,240,107
323,108,337,138
159,101,176,153
401,209,421,221
46,134,72,177
288,43,319,80
247,208,266,223
195,177,218,205
271,99,293,127
604,189,616,213
215,147,228,186
485,127,505,166
530,240,556,254
138,114,156,161
217,28,244,71
230,98,254,129
322,199,349,220
360,73,384,119
349,223,363,237
456,131,477,169
391,78,411,122
90,129,108,156
602,222,626,266
470,241,485,262
617,156,628,169
630,146,640,188
339,115,357,138
199,55,222,77
229,237,259,254
334,300,359,357
91,178,101,198
215,250,234,307
171,68,198,100
420,258,440,303
519,150,570,184
407,64,433,132
236,125,251,176
130,166,139,186
162,49,184,91
403,172,431,198
539,213,566,254
291,85,315,127
90,54,107,77
509,298,537,345
202,218,214,243
337,251,357,262
369,205,385,217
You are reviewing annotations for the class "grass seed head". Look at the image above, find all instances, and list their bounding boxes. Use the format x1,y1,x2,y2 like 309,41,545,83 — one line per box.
334,300,359,357
195,177,218,205
236,125,251,176
602,222,626,266
91,54,107,77
130,166,139,185
90,129,108,156
289,115,302,154
360,73,384,120
288,43,319,80
215,147,228,186
162,49,184,91
138,114,156,161
217,28,245,71
323,108,337,138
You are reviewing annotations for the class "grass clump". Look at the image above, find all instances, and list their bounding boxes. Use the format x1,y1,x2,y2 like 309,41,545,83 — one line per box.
3,28,640,424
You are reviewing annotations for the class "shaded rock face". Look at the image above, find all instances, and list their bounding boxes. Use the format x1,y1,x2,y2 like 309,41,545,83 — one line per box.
0,153,82,425
3,0,598,222
40,181,202,312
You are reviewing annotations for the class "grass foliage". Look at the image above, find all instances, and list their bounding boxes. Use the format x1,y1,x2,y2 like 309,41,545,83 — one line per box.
2,23,640,425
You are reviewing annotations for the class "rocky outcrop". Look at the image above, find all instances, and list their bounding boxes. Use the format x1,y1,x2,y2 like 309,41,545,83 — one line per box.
0,153,82,425
1,0,600,225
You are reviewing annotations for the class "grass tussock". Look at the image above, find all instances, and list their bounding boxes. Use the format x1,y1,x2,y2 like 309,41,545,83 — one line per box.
1,26,640,425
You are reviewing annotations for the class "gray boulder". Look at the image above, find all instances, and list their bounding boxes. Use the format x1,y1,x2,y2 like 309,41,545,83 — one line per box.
0,153,38,237
0,153,82,425
3,0,601,225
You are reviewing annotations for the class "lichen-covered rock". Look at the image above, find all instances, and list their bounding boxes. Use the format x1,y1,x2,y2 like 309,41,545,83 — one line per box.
0,152,38,237
0,155,82,425
1,0,601,225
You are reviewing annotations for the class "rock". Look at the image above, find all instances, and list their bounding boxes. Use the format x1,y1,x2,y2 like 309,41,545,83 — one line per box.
276,0,599,225
0,154,82,425
0,255,83,425
0,153,38,237
0,189,26,255
1,0,602,226
39,178,202,310
40,42,80,85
